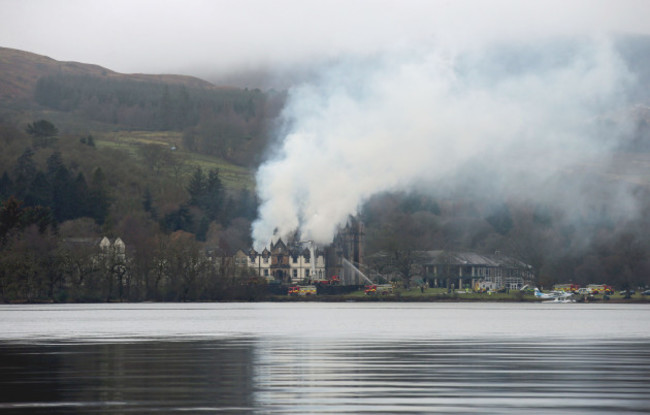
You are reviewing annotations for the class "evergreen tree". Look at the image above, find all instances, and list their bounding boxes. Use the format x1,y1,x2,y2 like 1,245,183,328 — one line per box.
238,189,258,221
222,196,236,226
72,172,90,218
46,151,65,177
50,165,74,221
0,172,13,200
203,168,224,221
26,171,52,208
13,148,37,198
187,167,206,206
89,168,110,224
26,120,58,147
161,204,193,233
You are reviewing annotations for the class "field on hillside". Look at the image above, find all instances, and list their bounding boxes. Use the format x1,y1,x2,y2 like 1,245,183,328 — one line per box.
95,130,255,190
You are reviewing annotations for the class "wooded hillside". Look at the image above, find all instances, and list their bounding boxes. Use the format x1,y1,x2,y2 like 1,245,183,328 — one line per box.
1,43,650,302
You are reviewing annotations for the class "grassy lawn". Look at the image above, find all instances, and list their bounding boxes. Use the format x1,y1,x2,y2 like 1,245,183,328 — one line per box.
187,152,255,190
103,130,183,146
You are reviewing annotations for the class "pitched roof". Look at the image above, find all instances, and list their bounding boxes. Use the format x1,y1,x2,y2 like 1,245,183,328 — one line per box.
420,250,530,268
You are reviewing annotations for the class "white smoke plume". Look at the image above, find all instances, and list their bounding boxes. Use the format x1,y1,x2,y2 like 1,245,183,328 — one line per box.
252,37,636,248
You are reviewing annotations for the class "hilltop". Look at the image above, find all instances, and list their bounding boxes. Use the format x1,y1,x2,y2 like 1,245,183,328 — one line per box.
0,46,217,105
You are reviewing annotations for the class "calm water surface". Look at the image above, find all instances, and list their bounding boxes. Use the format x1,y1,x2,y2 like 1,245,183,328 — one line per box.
0,303,649,414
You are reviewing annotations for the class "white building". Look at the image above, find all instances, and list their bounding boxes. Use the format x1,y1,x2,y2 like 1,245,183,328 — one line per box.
235,238,326,284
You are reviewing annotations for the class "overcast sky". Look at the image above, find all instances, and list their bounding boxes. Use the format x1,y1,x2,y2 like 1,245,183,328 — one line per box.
1,0,650,86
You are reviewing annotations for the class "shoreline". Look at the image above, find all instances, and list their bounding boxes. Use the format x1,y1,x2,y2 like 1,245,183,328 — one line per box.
4,292,649,304
266,295,650,303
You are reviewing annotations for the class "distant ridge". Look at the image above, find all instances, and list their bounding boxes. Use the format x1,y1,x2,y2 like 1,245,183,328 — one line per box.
0,46,225,104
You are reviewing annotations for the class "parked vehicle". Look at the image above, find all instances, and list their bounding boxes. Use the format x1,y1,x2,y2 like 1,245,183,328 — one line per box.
364,284,393,295
313,275,340,286
288,285,317,296
586,284,615,295
554,283,580,293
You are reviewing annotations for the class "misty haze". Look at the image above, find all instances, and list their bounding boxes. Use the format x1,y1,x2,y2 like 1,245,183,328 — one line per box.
3,1,650,414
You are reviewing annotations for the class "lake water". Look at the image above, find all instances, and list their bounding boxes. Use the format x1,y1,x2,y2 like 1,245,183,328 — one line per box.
0,302,649,414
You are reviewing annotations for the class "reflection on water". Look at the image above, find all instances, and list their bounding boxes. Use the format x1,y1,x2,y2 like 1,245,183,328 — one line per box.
1,338,649,414
255,339,650,414
0,340,257,414
0,303,649,414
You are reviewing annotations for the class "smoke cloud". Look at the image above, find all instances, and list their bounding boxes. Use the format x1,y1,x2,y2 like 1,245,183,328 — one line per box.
252,37,637,248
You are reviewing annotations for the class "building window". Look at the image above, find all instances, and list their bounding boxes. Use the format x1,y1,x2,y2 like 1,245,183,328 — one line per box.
263,257,268,264
292,256,297,264
293,269,297,278
264,269,269,276
305,256,310,264
305,269,310,277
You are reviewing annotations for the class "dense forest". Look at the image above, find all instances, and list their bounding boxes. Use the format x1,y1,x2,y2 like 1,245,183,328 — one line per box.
1,46,650,302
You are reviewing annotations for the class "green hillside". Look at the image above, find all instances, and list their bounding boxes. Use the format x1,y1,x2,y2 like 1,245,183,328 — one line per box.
92,130,254,189
0,47,279,302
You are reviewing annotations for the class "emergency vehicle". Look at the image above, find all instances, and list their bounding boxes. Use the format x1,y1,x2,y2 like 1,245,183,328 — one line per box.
553,283,580,293
586,284,615,295
288,285,317,296
364,284,393,295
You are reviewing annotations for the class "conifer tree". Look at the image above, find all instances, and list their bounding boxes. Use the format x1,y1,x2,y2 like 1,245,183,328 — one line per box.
13,148,37,198
26,120,58,147
0,172,14,200
26,171,51,209
187,167,206,206
203,168,224,221
72,172,90,219
89,168,110,224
